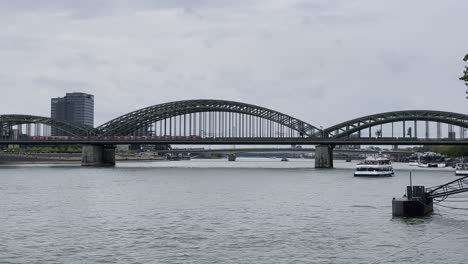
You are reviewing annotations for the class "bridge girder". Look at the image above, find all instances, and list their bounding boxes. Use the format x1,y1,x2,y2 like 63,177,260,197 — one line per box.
6,107,468,141
97,99,321,137
324,110,468,138
0,114,96,136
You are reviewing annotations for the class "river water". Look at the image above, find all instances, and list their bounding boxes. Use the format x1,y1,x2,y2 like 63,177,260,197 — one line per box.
1,158,467,264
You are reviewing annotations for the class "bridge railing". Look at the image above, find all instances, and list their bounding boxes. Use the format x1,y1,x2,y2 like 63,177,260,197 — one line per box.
3,136,468,144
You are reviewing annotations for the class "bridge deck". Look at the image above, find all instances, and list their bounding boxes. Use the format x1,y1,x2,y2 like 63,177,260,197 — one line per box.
157,147,412,154
1,138,468,145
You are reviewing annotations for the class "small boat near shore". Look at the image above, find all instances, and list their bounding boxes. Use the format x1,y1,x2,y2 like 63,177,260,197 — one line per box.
408,153,419,166
455,163,468,176
354,156,394,177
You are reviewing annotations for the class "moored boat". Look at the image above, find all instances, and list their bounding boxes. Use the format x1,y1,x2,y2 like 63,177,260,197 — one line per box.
455,163,468,176
417,152,446,168
408,153,419,166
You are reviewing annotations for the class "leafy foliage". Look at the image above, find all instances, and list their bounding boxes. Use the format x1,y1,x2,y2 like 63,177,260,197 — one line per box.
461,53,468,85
10,146,82,153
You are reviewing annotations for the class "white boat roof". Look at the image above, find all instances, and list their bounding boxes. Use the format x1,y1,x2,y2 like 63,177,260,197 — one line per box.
365,156,390,161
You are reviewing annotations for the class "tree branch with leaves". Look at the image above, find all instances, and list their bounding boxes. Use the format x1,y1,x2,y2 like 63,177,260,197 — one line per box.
461,54,468,97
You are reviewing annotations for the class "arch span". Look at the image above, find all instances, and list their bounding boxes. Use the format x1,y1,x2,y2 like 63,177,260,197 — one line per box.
97,99,321,137
324,110,468,138
0,115,96,136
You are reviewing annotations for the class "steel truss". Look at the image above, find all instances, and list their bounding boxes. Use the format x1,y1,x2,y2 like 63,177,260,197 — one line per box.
6,105,468,140
0,115,96,136
324,110,468,138
97,99,321,137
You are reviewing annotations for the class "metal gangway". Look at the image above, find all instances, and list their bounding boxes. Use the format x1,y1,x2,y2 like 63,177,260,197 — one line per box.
426,175,468,200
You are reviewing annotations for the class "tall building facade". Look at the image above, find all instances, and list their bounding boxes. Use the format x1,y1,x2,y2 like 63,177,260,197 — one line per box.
51,92,94,136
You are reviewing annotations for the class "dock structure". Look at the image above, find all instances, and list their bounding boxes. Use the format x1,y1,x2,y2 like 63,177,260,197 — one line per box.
392,186,433,217
392,175,468,217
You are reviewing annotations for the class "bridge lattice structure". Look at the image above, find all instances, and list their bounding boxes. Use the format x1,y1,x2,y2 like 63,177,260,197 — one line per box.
426,175,468,200
2,100,468,144
0,115,97,138
324,110,468,140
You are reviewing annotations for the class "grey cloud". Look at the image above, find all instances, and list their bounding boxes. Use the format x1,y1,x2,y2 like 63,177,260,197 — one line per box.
0,36,44,51
33,76,91,92
0,0,467,128
0,0,113,18
54,53,110,71
0,0,242,17
379,52,420,75
294,0,351,13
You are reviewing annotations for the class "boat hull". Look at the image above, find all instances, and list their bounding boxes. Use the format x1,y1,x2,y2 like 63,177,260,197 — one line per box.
455,170,468,176
354,172,394,177
418,163,446,168
355,155,393,177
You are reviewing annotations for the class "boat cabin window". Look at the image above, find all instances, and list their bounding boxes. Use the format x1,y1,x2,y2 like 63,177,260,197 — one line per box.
363,160,390,165
356,167,392,172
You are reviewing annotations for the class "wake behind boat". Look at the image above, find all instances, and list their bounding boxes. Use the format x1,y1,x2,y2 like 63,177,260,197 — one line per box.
354,156,394,177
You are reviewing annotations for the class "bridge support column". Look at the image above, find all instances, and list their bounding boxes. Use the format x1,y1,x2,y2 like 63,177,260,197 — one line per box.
315,145,334,168
81,145,116,167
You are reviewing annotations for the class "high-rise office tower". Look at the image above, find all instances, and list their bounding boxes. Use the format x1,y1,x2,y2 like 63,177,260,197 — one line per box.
51,92,94,136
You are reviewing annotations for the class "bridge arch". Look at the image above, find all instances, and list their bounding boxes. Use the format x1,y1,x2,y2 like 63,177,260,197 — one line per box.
0,115,96,136
324,110,468,138
97,99,321,137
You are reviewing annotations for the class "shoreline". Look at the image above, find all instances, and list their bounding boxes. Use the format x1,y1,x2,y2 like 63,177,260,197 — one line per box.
0,152,169,165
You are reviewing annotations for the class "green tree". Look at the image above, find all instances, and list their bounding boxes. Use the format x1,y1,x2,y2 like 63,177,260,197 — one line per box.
461,53,468,97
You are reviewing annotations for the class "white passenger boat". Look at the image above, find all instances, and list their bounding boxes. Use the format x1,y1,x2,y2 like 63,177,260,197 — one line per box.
455,163,468,176
408,153,419,166
354,156,394,177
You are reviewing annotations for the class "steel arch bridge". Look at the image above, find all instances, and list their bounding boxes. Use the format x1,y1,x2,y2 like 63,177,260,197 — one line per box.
324,110,468,138
97,99,321,137
4,103,468,144
0,115,96,137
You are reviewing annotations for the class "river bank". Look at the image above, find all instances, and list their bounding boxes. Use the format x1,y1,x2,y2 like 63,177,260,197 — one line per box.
0,152,167,163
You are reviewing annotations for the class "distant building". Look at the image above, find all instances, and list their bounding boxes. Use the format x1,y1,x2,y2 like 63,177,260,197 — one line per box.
51,92,94,136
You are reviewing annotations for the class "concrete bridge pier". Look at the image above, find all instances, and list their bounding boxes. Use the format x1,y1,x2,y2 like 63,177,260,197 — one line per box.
81,145,116,167
315,145,334,168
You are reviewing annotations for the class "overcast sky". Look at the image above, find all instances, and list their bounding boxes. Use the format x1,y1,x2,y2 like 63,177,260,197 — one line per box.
0,0,467,127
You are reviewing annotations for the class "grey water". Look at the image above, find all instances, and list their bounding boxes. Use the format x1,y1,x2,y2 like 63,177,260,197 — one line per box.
1,159,467,264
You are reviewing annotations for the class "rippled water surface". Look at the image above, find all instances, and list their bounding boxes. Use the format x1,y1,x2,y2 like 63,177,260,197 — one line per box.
1,159,468,263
